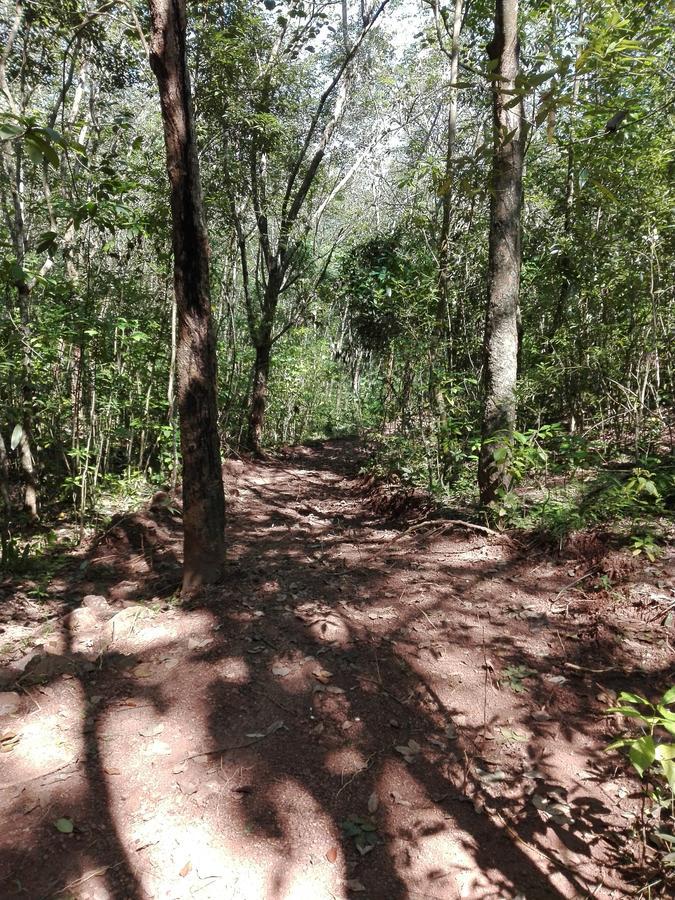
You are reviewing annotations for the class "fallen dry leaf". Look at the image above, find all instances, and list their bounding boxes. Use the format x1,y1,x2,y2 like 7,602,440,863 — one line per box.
326,846,338,863
313,667,332,684
132,663,154,678
139,723,165,738
368,791,379,813
177,779,198,795
179,861,192,877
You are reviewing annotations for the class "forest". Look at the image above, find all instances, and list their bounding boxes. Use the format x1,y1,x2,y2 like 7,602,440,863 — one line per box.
0,0,673,898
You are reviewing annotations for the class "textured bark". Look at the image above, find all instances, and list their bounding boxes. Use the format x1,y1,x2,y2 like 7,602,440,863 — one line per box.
478,0,524,506
148,0,226,593
247,340,271,456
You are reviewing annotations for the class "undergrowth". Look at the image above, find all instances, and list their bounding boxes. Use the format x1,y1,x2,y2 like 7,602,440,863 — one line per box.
607,688,675,896
363,423,674,546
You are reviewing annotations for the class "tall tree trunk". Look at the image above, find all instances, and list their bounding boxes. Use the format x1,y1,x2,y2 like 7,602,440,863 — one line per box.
245,265,281,455
247,339,271,456
148,0,226,594
16,280,39,520
437,0,464,344
431,0,464,468
552,9,583,337
0,431,10,514
478,0,524,506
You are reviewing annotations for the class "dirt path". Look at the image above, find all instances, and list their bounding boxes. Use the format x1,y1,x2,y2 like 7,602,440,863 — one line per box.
0,440,673,899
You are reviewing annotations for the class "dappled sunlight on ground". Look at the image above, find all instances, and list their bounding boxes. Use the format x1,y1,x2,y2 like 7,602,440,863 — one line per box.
0,440,672,898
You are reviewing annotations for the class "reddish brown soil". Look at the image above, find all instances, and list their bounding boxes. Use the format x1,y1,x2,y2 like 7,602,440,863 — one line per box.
0,440,673,899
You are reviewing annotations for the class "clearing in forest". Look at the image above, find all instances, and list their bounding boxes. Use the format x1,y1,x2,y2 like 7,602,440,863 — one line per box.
0,441,673,899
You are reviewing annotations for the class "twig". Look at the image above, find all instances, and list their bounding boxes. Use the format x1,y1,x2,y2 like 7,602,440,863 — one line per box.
50,863,120,897
180,721,285,763
335,752,377,800
18,684,41,712
644,598,675,624
374,518,506,558
564,662,618,674
251,687,297,716
552,568,597,604
493,811,561,866
0,758,80,791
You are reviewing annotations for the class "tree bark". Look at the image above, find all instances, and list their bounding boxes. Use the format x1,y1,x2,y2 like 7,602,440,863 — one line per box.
437,0,464,341
478,0,524,506
148,0,226,594
247,340,271,456
0,431,10,514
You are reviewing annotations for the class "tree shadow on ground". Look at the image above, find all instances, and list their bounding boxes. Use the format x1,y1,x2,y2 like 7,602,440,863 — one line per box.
0,439,671,898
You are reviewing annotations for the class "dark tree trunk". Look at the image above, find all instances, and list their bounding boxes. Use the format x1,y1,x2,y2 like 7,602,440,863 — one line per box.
148,0,226,594
247,340,271,456
478,0,524,506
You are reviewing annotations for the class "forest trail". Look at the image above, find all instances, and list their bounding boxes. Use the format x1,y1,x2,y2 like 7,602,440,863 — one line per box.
0,440,673,900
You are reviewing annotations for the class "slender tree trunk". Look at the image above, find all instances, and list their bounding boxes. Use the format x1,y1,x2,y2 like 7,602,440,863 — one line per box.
432,0,464,468
245,266,281,455
148,0,226,594
0,431,10,514
437,0,464,340
16,281,38,520
552,10,582,336
478,0,524,506
247,339,271,456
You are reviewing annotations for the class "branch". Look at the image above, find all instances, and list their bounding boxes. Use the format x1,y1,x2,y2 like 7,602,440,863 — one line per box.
0,1,24,114
280,0,392,227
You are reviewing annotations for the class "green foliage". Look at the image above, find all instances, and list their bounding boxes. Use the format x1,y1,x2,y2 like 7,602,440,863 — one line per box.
607,688,675,876
341,815,379,855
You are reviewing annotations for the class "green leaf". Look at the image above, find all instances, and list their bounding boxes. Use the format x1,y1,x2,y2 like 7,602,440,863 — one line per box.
617,692,651,706
655,743,675,762
661,687,675,705
628,735,655,778
0,122,23,141
24,137,44,166
55,817,74,834
659,758,675,792
35,230,58,255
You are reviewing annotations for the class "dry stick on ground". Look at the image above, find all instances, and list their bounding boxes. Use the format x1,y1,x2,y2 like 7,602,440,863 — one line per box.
0,758,80,791
551,568,597,604
48,863,121,899
644,597,675,624
180,721,286,763
372,516,516,558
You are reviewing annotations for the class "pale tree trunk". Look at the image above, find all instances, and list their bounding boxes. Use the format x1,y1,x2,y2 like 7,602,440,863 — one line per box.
478,0,524,506
437,0,464,341
430,0,464,460
552,8,583,336
148,0,226,594
16,279,39,520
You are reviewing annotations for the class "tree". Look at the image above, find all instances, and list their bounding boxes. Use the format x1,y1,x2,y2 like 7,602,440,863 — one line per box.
199,0,392,454
148,0,226,593
478,0,524,506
